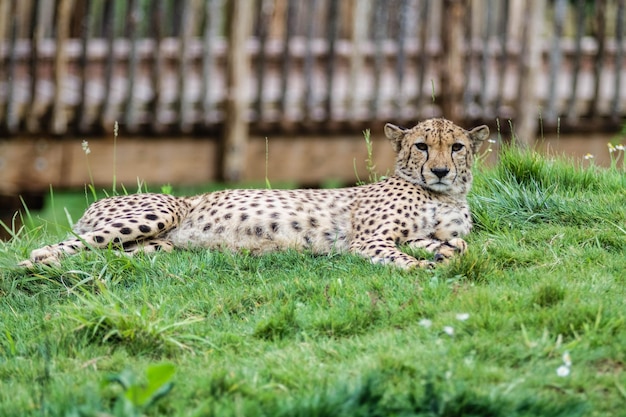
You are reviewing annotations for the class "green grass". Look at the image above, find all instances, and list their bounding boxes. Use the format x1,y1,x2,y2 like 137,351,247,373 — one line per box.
0,145,625,416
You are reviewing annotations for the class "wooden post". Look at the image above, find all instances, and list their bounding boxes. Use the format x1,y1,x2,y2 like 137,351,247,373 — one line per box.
515,0,545,145
440,0,467,122
222,0,253,182
52,0,74,134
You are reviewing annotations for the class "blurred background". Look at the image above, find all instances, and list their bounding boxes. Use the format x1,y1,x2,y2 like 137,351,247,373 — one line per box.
1,0,625,232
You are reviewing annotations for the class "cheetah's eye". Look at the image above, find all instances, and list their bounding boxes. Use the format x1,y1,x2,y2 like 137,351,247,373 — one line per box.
415,143,428,151
451,143,464,152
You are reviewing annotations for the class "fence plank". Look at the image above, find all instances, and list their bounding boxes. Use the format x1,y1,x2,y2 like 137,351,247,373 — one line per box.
416,0,431,119
149,0,164,132
75,0,91,133
371,0,388,119
590,0,607,118
124,0,140,132
26,0,43,132
178,0,195,133
279,0,297,120
440,0,467,121
515,0,545,144
222,0,253,181
394,0,409,115
3,0,18,133
303,0,318,122
52,0,73,134
254,0,271,123
100,0,116,130
546,0,566,124
566,0,585,120
612,0,625,120
494,0,509,114
324,0,340,121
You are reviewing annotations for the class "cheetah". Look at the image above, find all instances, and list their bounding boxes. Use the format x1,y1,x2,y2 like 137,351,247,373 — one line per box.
21,118,489,269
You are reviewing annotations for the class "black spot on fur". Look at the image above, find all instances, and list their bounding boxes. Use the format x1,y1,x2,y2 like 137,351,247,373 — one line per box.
120,227,132,235
145,214,158,221
139,225,151,234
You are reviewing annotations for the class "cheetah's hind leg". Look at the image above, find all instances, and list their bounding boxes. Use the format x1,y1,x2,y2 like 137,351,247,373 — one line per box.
19,193,186,267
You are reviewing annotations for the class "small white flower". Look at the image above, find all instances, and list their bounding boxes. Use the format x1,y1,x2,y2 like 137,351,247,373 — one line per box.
81,140,91,155
583,153,594,160
616,144,625,151
456,313,470,321
556,365,570,377
488,139,497,144
443,326,454,336
562,351,572,367
418,319,432,328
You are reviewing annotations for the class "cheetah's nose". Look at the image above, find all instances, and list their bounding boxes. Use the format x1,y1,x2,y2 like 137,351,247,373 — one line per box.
431,167,450,179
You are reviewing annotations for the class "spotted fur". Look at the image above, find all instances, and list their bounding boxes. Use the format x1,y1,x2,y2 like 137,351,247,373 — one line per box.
21,118,489,269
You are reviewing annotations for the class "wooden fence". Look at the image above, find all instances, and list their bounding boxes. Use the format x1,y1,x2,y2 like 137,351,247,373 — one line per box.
0,0,625,184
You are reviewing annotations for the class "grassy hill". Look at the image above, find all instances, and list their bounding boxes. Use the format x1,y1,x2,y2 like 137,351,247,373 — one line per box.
0,144,624,416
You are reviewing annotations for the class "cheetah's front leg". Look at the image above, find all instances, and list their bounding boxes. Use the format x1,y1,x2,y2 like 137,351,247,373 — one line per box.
405,237,467,262
352,239,434,269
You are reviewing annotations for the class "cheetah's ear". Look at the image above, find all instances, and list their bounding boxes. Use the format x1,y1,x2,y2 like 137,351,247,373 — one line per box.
468,125,490,153
384,123,406,152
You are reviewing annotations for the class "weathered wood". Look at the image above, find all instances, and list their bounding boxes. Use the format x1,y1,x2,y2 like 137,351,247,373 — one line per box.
254,0,271,122
494,0,510,114
479,0,495,117
124,0,140,132
100,0,116,130
371,0,388,119
203,0,222,126
148,0,164,132
546,0,566,123
52,0,73,134
3,0,19,133
2,0,626,140
440,0,467,122
394,0,409,115
590,0,607,118
324,0,340,121
566,0,586,120
347,0,370,121
75,0,91,132
612,0,625,121
222,0,253,182
178,0,194,133
515,0,545,145
302,0,318,122
26,0,42,132
416,0,431,119
0,134,396,194
279,0,297,120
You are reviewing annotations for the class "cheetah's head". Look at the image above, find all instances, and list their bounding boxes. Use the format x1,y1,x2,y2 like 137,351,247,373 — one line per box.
384,118,490,196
